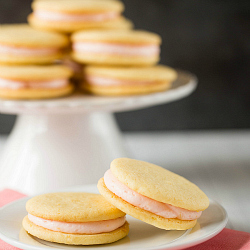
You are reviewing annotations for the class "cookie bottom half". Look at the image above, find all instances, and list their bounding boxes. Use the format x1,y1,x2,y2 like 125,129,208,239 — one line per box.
28,15,132,33
22,216,129,245
0,52,65,65
72,52,159,67
0,84,74,100
81,81,171,96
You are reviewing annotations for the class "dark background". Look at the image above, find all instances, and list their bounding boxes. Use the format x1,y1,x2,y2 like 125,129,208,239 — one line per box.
0,0,249,134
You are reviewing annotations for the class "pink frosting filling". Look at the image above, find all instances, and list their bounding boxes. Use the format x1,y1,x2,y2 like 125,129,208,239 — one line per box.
86,75,156,87
28,214,126,234
34,10,119,22
104,169,202,221
73,42,159,56
0,44,58,56
0,78,68,89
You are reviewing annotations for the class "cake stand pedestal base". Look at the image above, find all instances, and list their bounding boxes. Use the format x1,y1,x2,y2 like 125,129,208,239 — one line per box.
0,113,127,195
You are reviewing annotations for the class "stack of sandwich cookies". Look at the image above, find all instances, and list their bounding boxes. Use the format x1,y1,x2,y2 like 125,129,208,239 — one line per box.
0,65,73,99
23,192,129,245
0,24,74,99
26,0,133,93
71,29,179,96
0,24,69,65
0,0,176,98
72,30,161,66
98,158,209,230
82,65,177,96
28,0,132,33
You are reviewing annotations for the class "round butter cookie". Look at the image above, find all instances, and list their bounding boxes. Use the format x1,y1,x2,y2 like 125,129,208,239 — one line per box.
98,158,209,230
0,24,69,65
72,30,161,66
81,65,177,96
23,192,129,245
28,0,129,33
0,64,73,99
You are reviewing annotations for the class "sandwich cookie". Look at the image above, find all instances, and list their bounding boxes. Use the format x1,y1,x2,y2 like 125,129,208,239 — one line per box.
72,30,161,66
0,24,69,65
23,192,129,245
98,158,210,230
81,65,177,96
28,0,129,33
0,65,73,99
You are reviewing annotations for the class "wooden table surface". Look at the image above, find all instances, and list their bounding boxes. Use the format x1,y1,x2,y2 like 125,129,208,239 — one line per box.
1,131,250,233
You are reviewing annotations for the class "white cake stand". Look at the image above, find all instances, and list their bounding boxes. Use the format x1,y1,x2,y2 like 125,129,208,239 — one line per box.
0,70,197,195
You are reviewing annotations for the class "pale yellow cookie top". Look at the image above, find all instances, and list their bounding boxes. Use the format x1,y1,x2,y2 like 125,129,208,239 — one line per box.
0,65,73,81
32,0,124,14
0,24,69,47
110,158,209,211
26,192,126,222
72,30,161,45
85,65,177,82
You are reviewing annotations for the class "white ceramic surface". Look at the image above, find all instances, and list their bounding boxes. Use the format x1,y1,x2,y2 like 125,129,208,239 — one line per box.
0,185,228,250
0,113,127,195
0,71,197,195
